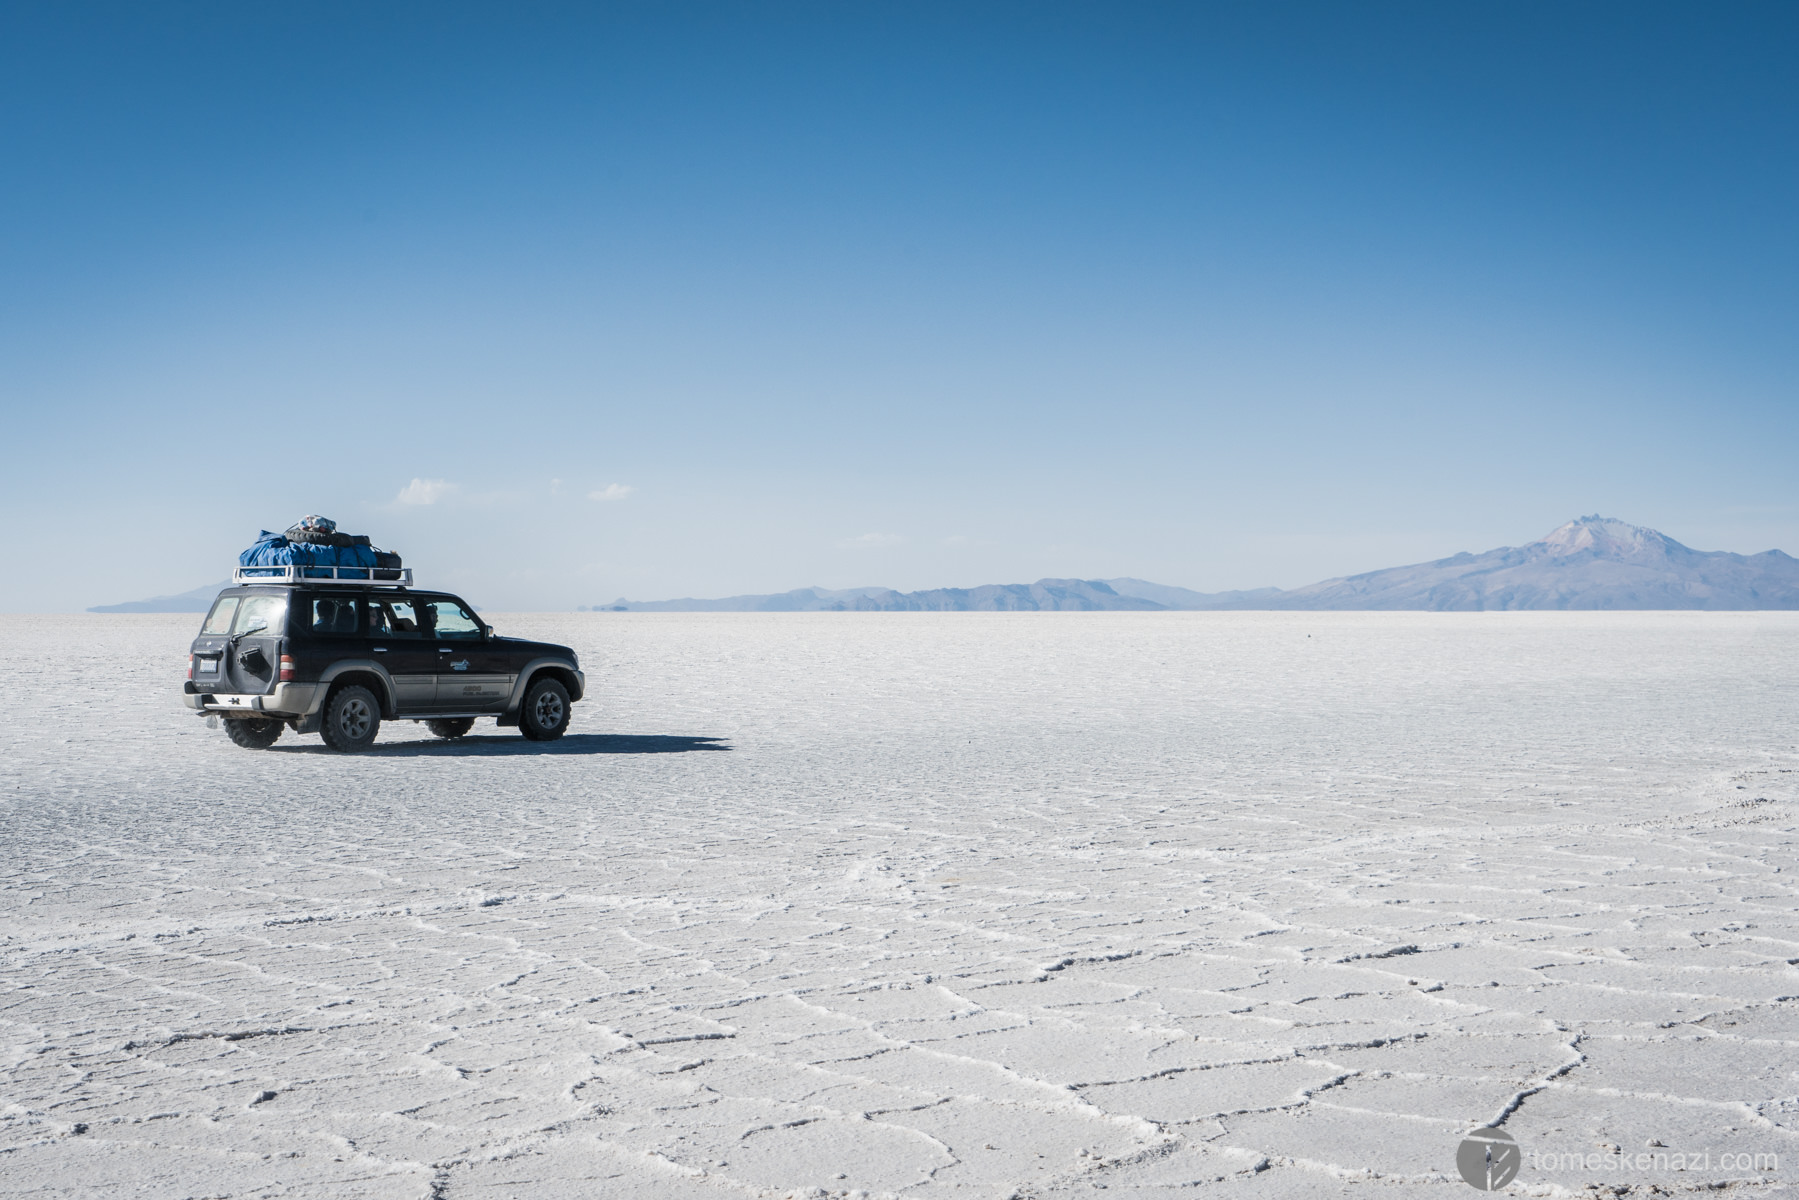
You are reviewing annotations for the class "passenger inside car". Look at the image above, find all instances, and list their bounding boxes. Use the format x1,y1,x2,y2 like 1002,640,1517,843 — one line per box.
310,597,361,635
370,599,423,637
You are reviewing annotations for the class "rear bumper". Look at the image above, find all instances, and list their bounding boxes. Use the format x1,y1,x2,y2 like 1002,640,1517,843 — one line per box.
185,683,320,717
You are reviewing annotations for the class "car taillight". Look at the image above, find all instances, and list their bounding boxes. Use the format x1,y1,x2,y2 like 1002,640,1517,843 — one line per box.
279,654,294,682
187,654,195,681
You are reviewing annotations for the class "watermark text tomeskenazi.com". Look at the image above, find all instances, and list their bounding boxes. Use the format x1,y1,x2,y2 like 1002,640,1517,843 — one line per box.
1456,1128,1783,1191
1530,1149,1779,1174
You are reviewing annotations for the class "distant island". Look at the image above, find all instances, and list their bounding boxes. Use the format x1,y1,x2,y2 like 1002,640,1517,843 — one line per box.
592,517,1799,612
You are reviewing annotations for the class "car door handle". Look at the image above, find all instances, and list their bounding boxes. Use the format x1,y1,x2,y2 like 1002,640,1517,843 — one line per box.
373,646,388,653
439,647,454,653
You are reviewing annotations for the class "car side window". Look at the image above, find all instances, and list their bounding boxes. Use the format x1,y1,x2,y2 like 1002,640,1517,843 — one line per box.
201,597,239,635
430,599,481,640
371,599,424,639
308,596,363,636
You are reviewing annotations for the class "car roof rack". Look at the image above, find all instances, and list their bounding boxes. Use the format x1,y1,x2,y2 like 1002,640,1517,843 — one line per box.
234,565,413,587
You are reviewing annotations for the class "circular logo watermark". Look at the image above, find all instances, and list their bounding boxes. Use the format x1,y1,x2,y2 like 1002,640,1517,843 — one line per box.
1458,1127,1521,1190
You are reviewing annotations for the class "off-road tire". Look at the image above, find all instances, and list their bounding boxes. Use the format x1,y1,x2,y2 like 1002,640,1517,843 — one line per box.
321,685,381,752
224,716,283,749
426,717,475,740
518,677,570,741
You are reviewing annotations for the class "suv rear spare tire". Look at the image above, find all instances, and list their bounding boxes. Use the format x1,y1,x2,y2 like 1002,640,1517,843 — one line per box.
224,716,283,749
519,676,570,741
321,685,381,752
426,717,474,740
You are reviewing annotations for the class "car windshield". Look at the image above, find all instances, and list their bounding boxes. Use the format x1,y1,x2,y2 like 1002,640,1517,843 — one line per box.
234,594,288,636
200,597,240,636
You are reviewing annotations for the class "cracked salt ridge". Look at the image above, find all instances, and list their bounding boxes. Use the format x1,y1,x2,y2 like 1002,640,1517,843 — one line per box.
2,613,1798,1197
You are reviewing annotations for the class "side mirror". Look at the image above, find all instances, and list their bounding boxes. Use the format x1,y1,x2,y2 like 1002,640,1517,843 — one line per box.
482,623,494,638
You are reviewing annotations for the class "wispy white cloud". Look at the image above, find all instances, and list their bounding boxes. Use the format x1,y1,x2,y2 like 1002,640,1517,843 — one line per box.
838,532,903,549
396,478,457,506
588,483,635,502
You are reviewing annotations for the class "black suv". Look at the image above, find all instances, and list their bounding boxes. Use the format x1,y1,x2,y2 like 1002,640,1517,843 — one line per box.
181,575,585,751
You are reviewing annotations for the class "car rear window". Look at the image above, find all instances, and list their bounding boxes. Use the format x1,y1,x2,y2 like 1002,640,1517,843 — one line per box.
233,594,288,637
200,597,239,635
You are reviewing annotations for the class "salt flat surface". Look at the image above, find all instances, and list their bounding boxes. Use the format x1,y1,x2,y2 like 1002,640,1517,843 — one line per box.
2,612,1797,1199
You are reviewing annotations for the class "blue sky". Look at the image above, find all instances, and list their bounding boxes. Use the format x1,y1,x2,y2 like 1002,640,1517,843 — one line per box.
4,2,1795,610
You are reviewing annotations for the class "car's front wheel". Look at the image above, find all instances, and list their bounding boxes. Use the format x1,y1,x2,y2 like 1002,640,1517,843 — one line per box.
426,717,475,740
321,685,381,752
224,716,283,749
518,677,570,741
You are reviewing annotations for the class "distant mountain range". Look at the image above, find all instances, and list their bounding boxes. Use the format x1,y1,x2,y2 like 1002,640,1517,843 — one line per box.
597,578,1168,612
594,517,1799,612
88,581,232,614
90,517,1799,613
1231,516,1799,611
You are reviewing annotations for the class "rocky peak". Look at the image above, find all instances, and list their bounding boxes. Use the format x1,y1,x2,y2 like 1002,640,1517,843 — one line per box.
1532,515,1682,559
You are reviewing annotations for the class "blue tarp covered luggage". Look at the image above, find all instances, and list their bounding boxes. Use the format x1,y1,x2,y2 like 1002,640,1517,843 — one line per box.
239,530,379,578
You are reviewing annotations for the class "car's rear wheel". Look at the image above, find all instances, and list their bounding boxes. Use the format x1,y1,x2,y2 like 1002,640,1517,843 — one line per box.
518,677,570,741
224,716,283,749
321,685,381,752
425,717,475,740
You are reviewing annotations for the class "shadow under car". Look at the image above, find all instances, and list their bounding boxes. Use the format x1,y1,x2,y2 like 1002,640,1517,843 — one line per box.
271,732,732,757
